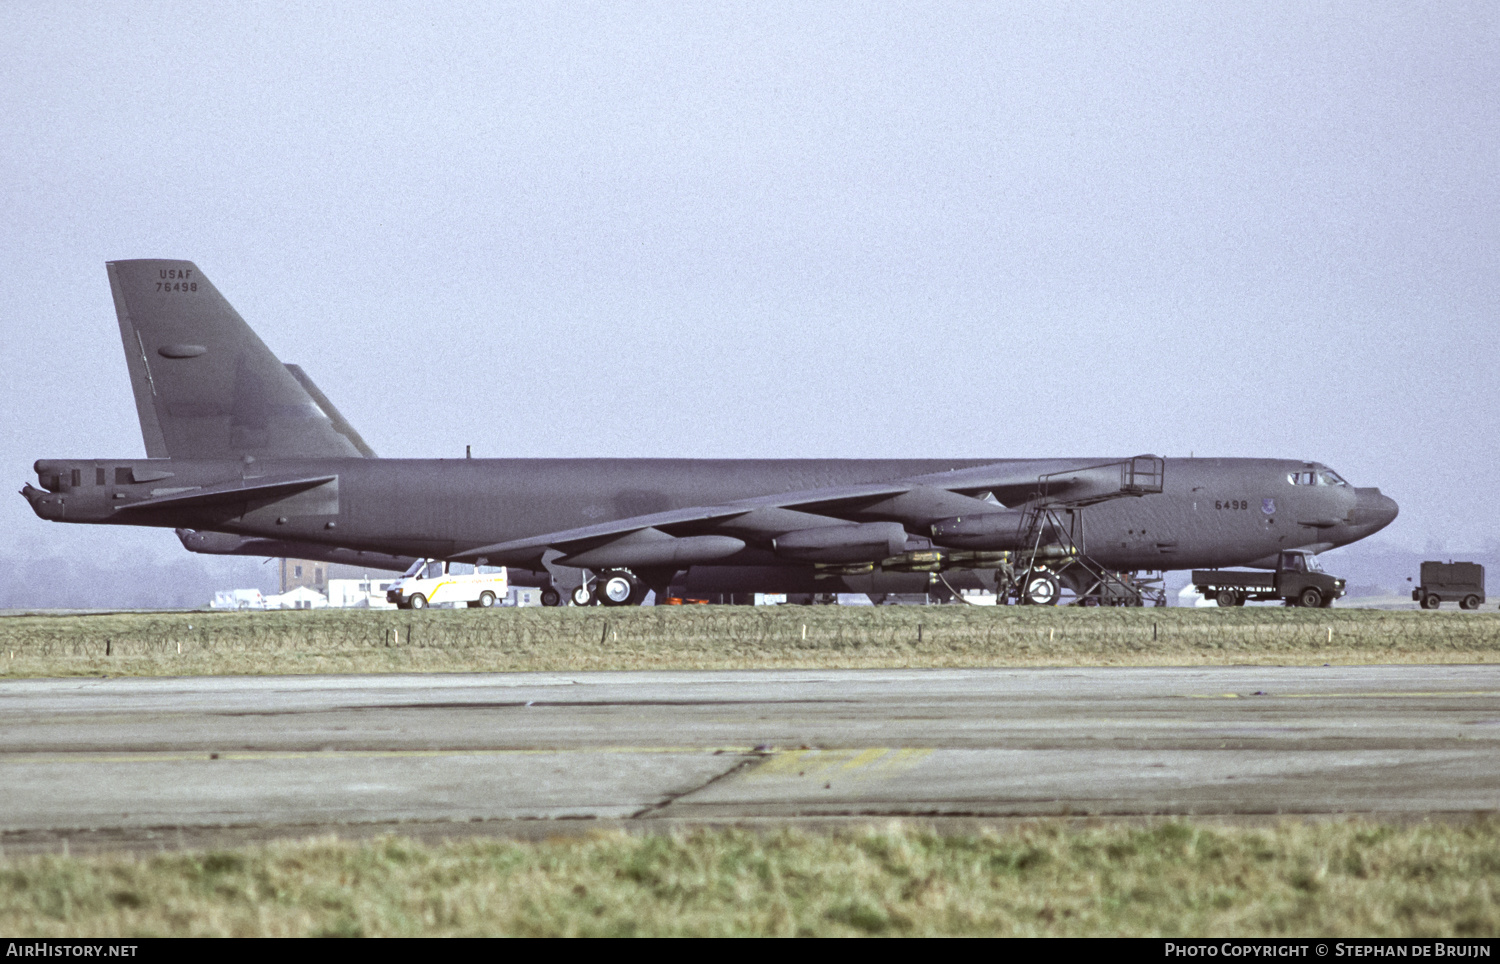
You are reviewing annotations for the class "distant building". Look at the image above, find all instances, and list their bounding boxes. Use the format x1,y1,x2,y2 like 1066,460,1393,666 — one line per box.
211,588,266,610
327,577,398,609
279,558,328,595
280,558,403,594
263,585,329,610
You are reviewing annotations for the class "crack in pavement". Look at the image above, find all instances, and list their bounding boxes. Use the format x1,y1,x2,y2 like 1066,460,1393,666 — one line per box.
631,752,769,820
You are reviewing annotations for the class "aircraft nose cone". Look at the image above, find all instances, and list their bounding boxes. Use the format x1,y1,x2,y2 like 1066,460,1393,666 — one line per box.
1351,488,1398,533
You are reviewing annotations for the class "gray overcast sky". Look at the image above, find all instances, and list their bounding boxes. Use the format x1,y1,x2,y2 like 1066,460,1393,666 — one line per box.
2,1,1497,574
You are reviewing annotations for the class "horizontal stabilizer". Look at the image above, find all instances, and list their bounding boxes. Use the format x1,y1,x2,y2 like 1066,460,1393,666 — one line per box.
114,475,337,513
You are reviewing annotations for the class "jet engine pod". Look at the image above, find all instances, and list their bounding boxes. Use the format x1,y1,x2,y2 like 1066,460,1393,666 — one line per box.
930,510,1061,550
773,522,909,564
176,529,257,553
562,534,746,569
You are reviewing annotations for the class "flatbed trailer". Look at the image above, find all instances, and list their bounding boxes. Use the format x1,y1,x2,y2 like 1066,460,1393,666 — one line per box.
1193,550,1345,608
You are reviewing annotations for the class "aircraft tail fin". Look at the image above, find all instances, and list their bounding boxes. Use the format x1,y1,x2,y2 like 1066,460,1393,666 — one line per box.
107,260,369,460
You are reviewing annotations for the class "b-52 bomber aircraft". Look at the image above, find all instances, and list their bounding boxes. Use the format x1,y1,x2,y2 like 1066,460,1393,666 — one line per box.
22,260,1398,607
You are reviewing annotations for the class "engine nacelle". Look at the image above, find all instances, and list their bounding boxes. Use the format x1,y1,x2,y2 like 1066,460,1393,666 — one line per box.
773,522,909,564
562,534,746,569
930,510,1062,550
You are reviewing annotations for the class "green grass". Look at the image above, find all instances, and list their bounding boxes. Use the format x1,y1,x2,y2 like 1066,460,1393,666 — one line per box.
2,821,1496,936
1,606,1497,678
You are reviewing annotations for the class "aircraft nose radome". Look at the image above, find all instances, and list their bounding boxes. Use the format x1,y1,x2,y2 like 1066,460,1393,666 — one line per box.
1352,488,1398,532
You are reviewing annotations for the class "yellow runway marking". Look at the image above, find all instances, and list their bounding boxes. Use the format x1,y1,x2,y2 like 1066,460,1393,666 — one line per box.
873,748,934,772
839,747,888,771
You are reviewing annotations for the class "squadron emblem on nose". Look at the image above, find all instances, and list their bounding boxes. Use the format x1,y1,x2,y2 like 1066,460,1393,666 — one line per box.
1262,498,1276,514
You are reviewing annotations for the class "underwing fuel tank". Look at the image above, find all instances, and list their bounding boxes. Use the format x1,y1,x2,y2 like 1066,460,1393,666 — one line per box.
929,510,1062,550
176,528,416,572
773,522,908,563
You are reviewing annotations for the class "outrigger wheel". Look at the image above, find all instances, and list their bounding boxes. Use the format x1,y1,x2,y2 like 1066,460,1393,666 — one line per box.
1022,571,1061,606
571,584,595,606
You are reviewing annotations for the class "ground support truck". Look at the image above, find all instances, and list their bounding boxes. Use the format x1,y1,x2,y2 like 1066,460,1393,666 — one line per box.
1412,561,1485,610
1193,550,1346,608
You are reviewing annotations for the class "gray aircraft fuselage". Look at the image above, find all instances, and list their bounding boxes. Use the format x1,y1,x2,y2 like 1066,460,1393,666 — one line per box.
26,453,1396,573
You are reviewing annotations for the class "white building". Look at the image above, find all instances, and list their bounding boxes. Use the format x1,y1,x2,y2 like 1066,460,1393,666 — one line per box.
327,577,399,609
211,588,266,610
263,585,329,610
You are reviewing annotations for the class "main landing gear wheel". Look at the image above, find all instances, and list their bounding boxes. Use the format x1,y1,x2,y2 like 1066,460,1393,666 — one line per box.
1461,595,1481,611
540,587,562,607
1215,589,1240,608
1422,594,1440,610
599,570,646,607
408,593,428,610
570,584,595,607
1297,587,1323,609
1022,571,1061,606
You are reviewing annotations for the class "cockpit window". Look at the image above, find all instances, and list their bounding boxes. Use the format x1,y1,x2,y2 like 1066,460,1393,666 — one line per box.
1290,468,1350,486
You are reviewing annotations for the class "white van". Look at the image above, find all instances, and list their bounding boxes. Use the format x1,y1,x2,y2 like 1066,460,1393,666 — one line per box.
386,559,508,609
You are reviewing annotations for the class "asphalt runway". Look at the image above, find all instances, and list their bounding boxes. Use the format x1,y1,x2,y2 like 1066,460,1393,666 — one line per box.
1,666,1497,850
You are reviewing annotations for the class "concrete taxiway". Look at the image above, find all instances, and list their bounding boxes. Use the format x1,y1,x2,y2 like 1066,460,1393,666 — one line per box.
1,666,1496,848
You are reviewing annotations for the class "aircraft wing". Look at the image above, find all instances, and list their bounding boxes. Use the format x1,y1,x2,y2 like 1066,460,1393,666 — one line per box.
453,504,758,562
908,456,1166,507
451,479,929,567
453,457,1165,569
